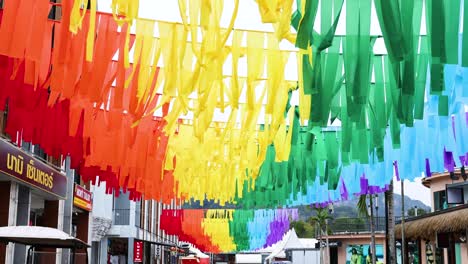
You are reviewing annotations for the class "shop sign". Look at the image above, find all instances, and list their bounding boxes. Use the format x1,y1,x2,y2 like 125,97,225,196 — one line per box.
73,184,92,211
0,139,67,199
134,240,143,263
315,241,342,248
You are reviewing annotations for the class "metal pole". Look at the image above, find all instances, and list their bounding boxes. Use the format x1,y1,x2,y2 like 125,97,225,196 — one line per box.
385,191,389,264
26,246,33,264
369,195,376,264
401,180,406,264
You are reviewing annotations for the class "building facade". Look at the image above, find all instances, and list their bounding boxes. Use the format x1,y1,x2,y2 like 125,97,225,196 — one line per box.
396,171,468,264
0,116,93,263
91,183,180,264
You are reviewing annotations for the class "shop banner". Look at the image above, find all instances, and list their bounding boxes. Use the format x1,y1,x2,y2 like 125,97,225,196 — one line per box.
0,139,67,199
73,184,92,211
134,240,143,263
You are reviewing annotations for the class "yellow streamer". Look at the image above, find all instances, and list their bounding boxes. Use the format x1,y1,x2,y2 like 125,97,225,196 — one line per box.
70,0,89,34
111,0,139,26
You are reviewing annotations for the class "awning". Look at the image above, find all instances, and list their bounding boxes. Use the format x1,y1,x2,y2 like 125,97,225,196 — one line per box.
0,226,89,249
395,204,468,240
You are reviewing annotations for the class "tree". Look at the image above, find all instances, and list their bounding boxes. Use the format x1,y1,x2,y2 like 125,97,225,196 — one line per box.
289,220,315,238
309,207,334,264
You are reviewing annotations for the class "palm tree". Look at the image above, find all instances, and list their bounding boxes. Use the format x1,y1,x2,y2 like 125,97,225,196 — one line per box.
309,207,333,264
385,180,396,264
357,194,376,264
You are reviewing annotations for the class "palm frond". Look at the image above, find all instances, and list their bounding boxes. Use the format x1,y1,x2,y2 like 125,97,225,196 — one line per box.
357,194,369,218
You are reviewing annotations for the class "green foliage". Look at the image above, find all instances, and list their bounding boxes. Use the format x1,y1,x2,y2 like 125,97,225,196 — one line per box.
357,195,369,218
289,220,315,238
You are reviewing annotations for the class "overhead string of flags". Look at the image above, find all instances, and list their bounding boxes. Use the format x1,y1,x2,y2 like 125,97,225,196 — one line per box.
0,0,467,209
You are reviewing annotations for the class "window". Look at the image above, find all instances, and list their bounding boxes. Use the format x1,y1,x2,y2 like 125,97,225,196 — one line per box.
434,190,447,211
74,172,81,185
140,200,145,229
147,200,152,233
33,144,47,161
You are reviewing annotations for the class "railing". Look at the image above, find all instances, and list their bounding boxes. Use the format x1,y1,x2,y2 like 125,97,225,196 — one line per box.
328,217,387,234
113,209,130,225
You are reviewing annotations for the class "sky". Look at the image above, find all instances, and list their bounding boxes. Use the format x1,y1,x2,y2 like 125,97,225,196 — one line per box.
96,0,433,206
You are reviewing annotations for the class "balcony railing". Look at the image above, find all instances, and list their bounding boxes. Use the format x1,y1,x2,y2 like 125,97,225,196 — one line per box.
328,217,387,234
113,209,130,225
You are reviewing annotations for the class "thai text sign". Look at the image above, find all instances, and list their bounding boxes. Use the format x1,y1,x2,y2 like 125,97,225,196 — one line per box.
134,240,143,262
73,184,92,211
0,139,67,198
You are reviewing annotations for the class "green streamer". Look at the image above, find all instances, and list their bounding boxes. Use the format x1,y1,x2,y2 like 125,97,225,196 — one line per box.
414,37,429,120
374,0,405,62
295,0,319,49
463,0,468,66
438,95,449,116
444,0,460,64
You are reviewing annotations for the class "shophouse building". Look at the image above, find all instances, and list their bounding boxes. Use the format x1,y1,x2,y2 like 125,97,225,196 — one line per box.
0,115,93,263
90,183,180,264
396,170,468,263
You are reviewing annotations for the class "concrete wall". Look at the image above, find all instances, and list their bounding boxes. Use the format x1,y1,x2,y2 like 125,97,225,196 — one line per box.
90,180,114,219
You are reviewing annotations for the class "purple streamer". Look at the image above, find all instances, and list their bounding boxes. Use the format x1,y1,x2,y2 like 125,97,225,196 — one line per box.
444,148,455,172
394,161,400,181
264,209,299,247
360,175,369,195
340,179,349,201
425,158,432,177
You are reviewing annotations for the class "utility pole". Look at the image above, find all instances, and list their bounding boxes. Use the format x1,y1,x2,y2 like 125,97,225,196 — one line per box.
401,180,406,264
369,195,376,264
385,180,396,264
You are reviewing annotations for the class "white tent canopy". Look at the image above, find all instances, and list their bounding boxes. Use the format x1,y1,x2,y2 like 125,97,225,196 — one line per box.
264,229,315,260
0,226,89,249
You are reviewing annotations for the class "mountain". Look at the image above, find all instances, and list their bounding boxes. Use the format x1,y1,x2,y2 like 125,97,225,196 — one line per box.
182,194,431,220
297,194,431,220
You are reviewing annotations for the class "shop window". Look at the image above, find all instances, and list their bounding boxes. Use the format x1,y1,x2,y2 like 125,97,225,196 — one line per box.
434,190,448,211
135,200,141,228
21,141,32,152
74,172,81,186
33,144,47,161
113,190,130,225
46,155,62,169
136,200,146,229
147,201,152,233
